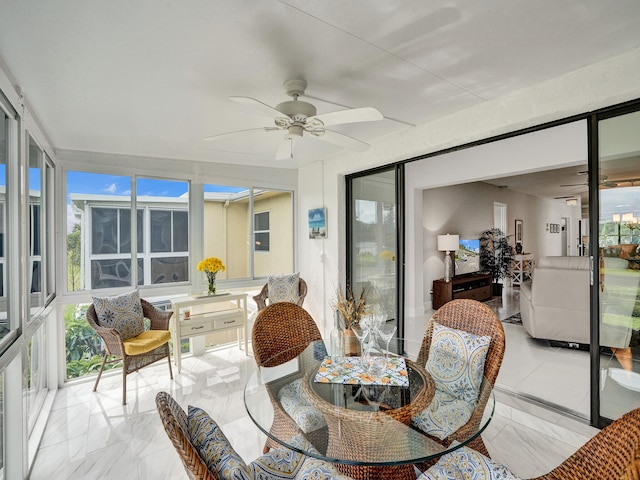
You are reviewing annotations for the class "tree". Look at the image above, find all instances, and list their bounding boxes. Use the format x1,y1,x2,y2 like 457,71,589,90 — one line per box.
67,223,81,291
480,228,515,292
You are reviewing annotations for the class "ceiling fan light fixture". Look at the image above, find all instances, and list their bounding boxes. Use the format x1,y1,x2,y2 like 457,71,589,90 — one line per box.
286,125,304,139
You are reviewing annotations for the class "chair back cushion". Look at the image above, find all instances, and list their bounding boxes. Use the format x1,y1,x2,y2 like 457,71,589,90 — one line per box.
267,273,300,304
92,289,145,340
187,406,251,480
425,322,490,403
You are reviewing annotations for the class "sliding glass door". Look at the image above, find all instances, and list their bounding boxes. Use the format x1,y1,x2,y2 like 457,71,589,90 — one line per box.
596,108,640,422
347,166,403,337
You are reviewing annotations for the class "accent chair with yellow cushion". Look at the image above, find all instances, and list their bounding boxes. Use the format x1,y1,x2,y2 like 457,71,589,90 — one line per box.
87,289,173,404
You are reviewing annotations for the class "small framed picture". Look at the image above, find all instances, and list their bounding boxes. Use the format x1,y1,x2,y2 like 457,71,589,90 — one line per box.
308,208,327,239
515,219,523,243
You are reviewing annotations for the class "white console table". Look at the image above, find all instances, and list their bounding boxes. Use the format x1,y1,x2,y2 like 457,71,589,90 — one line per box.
170,292,248,372
511,254,535,285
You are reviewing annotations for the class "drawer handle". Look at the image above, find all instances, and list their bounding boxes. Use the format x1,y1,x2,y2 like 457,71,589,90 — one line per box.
223,320,235,325
191,325,204,330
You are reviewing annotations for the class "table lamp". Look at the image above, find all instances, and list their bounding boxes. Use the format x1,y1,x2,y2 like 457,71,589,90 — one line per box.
437,234,459,282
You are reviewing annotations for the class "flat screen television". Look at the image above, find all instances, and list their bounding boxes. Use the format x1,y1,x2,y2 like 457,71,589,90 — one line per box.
455,239,481,276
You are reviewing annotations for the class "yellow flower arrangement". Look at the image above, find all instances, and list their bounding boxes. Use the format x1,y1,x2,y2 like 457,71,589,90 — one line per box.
197,257,226,294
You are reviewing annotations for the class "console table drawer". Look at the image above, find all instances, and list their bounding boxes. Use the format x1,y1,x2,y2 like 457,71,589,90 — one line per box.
213,310,244,329
181,318,213,336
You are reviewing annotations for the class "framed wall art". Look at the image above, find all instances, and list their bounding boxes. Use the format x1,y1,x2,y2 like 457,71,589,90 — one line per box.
515,219,523,244
308,208,327,239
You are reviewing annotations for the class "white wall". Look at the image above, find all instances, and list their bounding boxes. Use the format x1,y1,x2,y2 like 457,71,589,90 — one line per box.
298,46,640,331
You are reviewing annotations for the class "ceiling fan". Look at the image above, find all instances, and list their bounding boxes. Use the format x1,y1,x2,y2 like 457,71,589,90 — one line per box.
203,79,384,160
560,174,640,188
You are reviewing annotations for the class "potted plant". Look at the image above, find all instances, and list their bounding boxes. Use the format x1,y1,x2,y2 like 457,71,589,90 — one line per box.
480,228,515,295
331,284,369,355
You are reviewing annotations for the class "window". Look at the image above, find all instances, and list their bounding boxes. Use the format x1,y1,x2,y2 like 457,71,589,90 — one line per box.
254,211,270,252
0,102,16,345
68,172,190,290
138,177,189,285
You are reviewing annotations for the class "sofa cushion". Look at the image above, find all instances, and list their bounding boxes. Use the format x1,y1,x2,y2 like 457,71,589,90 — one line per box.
92,289,145,340
537,256,589,270
425,322,490,404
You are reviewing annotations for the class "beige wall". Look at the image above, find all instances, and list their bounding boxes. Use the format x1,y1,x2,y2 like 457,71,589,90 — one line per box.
253,191,293,277
202,191,292,279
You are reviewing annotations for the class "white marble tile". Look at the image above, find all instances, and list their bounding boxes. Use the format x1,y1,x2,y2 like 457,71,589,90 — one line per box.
32,338,606,479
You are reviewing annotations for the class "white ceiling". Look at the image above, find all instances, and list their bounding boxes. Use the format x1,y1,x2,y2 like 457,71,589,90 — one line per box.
1,1,640,170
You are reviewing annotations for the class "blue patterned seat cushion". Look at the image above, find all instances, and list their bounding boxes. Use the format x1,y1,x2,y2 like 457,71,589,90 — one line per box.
425,322,491,404
278,378,327,433
268,273,300,304
250,434,352,479
187,406,351,480
92,289,145,341
418,445,521,479
411,389,475,440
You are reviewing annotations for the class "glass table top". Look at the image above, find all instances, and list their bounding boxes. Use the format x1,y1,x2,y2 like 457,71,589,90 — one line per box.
244,339,495,467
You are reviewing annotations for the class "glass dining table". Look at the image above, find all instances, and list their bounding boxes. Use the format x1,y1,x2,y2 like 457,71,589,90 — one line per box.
244,338,495,480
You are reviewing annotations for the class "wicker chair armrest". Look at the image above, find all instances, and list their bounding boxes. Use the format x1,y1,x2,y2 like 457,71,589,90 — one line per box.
141,299,173,330
253,284,269,311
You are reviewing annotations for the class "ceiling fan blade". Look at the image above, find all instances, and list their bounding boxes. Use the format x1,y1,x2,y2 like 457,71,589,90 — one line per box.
230,96,285,119
275,137,294,160
307,107,383,127
310,129,370,152
559,183,587,187
203,127,280,142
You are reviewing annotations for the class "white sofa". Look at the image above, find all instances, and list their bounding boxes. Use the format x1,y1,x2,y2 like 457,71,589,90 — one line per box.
519,256,634,348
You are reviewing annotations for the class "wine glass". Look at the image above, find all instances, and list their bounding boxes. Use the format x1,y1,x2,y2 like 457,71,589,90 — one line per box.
351,324,370,367
377,323,397,367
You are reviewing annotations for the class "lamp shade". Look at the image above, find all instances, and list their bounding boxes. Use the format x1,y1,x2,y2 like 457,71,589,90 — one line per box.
437,234,459,252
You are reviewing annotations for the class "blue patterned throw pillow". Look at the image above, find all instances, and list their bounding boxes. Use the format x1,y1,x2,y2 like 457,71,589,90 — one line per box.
92,289,145,341
268,273,300,304
425,322,491,404
187,406,251,480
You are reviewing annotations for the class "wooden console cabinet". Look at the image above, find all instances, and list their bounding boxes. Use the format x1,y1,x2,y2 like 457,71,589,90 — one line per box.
432,273,493,309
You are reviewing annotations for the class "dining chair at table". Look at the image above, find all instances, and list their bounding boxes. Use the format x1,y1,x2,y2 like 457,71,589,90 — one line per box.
253,274,308,311
414,298,505,458
156,391,354,480
251,302,325,453
87,290,173,405
418,406,640,480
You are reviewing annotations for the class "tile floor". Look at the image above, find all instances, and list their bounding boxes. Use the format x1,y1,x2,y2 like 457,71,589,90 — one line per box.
31,290,608,479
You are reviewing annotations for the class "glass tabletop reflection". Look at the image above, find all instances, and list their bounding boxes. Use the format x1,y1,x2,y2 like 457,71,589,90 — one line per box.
244,338,495,468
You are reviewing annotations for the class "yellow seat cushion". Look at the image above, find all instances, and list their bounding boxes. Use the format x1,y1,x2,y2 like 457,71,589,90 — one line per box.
123,330,171,356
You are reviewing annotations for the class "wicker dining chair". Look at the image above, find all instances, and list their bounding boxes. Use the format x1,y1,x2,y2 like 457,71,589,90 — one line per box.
415,298,505,457
253,277,308,311
419,406,640,480
86,297,173,405
251,302,324,453
156,391,216,480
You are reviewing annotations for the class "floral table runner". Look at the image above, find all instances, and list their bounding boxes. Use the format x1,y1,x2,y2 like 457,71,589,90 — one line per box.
314,356,409,386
